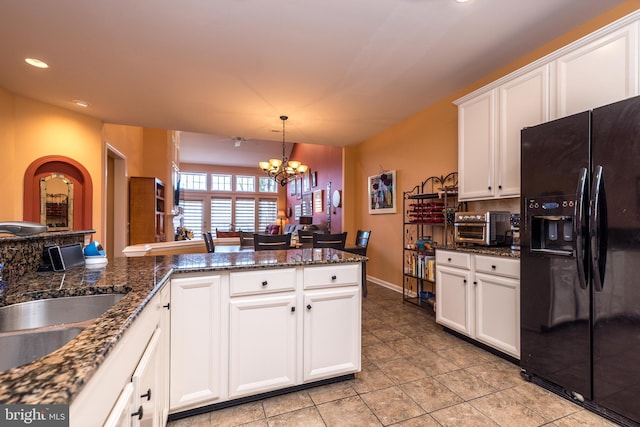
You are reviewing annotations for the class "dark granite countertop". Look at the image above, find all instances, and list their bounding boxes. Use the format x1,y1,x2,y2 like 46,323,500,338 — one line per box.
434,245,520,259
0,248,365,405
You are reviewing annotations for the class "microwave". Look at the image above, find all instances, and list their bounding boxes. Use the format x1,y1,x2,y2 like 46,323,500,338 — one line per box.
454,211,511,246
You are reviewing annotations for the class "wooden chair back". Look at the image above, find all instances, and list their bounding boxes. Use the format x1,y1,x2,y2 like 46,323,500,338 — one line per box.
253,233,292,251
312,232,347,250
238,231,255,248
297,229,315,248
202,232,215,253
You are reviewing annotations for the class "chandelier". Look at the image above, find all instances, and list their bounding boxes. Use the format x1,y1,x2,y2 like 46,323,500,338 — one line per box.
259,116,308,186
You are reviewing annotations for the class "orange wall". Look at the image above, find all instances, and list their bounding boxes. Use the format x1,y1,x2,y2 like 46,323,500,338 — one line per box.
344,1,640,290
0,90,105,236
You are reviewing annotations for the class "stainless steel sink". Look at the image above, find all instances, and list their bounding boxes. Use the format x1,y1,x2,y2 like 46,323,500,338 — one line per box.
0,293,124,332
0,293,125,371
0,326,85,371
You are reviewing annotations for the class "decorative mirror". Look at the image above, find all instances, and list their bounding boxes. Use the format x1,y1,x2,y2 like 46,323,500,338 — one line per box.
40,173,74,230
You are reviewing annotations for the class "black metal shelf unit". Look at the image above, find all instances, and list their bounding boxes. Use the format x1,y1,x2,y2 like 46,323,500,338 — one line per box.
402,172,459,310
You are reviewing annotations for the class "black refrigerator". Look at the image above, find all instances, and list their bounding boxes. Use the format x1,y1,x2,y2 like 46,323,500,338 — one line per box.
520,95,640,426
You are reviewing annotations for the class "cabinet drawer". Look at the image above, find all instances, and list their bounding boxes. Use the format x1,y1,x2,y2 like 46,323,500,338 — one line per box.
230,268,296,296
436,250,471,270
474,255,519,279
304,264,360,289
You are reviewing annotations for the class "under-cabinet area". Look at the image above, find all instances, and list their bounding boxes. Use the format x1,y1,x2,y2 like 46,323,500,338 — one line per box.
435,249,520,359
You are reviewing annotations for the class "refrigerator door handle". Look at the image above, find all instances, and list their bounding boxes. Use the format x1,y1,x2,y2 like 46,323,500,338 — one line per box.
575,167,588,290
590,165,605,292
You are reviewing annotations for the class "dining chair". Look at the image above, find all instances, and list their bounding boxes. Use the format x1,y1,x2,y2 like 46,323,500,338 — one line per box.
312,232,347,250
238,231,255,249
253,233,292,251
297,229,315,248
202,232,215,253
344,230,371,297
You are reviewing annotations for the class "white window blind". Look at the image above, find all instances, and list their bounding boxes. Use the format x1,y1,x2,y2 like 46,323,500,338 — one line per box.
258,199,278,232
179,200,204,239
211,197,233,235
235,198,256,232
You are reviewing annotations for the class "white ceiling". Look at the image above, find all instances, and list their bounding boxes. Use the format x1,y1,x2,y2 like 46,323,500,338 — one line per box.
0,0,625,166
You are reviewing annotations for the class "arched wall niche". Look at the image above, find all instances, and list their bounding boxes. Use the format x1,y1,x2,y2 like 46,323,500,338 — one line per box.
24,155,93,230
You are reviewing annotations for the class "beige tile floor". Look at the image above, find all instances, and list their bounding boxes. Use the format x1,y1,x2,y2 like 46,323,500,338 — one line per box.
168,283,620,427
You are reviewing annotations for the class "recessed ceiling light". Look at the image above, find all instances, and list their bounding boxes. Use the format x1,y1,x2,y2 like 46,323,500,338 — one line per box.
73,100,89,108
25,58,49,68
456,0,470,2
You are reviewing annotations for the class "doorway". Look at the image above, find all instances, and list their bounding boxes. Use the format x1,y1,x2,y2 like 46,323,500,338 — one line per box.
106,145,128,260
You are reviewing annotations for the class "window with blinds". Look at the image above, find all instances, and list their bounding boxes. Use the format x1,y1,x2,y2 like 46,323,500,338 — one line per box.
211,197,233,235
235,198,256,232
258,199,278,232
179,200,204,238
179,170,280,237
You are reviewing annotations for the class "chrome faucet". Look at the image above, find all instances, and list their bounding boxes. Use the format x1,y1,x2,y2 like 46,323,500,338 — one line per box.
0,222,47,236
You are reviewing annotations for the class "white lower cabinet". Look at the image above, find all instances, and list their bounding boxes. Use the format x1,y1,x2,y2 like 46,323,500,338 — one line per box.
170,274,224,412
168,263,362,416
303,286,361,382
228,293,297,398
73,284,170,427
436,250,520,359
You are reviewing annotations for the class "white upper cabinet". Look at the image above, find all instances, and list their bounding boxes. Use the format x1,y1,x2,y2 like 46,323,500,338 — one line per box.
456,12,640,202
458,91,495,200
458,65,549,201
556,23,638,117
498,65,551,197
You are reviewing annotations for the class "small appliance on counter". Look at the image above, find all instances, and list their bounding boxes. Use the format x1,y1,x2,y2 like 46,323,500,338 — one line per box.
453,211,511,246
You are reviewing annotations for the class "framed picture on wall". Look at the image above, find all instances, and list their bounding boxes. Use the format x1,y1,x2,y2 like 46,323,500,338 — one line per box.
294,204,301,220
289,180,296,196
311,171,317,188
368,170,397,214
296,178,302,199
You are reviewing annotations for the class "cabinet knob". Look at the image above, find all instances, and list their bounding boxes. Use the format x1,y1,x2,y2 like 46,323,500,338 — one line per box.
162,303,170,310
474,281,477,285
291,306,296,312
488,186,492,190
131,406,144,420
306,304,312,310
331,275,337,281
262,280,268,286
463,279,466,283
491,265,496,270
498,185,502,190
447,258,452,262
140,388,152,401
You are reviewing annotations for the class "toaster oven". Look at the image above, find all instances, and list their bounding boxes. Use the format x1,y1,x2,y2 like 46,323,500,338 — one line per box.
454,211,511,246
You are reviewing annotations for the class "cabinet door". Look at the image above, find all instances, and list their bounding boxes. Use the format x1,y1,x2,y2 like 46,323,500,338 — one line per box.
436,265,473,336
228,293,297,398
170,275,223,411
157,283,170,426
303,287,361,382
556,24,638,117
474,272,520,359
498,64,550,198
458,90,495,200
131,328,161,427
104,382,136,427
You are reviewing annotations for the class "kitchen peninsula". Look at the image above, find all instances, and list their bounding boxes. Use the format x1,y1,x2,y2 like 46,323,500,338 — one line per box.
0,248,365,426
